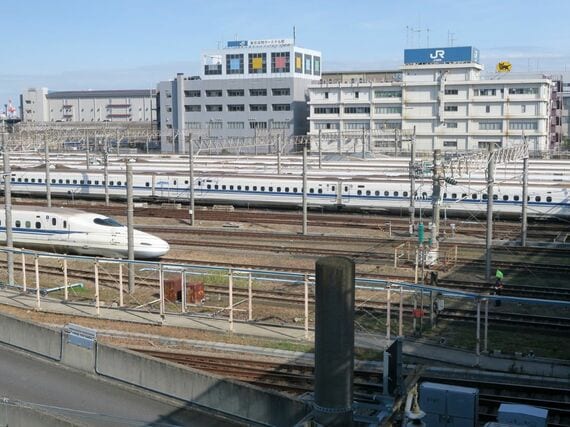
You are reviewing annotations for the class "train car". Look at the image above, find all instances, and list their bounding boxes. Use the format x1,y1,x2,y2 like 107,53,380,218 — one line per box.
0,206,170,259
6,168,570,219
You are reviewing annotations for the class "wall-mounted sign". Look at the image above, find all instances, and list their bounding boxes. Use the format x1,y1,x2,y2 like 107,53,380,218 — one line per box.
404,46,479,64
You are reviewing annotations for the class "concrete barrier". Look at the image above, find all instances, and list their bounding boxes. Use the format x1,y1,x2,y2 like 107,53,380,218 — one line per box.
0,400,84,427
96,344,309,426
0,313,61,360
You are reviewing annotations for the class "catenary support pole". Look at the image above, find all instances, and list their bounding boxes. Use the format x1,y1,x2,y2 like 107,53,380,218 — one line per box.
21,253,27,293
2,125,14,288
277,135,282,174
188,133,195,226
63,258,68,301
35,255,40,310
409,127,416,236
126,160,135,293
485,143,496,282
431,149,443,251
229,268,234,332
302,142,308,235
399,286,404,337
386,285,391,339
484,298,489,353
521,153,529,247
318,129,322,169
248,272,253,321
476,298,481,363
44,136,51,207
94,261,100,316
118,263,124,307
304,274,309,340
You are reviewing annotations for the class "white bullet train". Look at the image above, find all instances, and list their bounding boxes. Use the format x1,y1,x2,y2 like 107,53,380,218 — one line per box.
5,168,570,219
0,206,170,259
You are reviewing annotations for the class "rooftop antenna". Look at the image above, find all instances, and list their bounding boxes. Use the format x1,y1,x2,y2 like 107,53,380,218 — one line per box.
426,28,430,47
293,26,296,45
447,31,456,47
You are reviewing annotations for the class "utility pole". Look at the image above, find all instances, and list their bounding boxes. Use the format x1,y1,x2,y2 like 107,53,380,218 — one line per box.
318,130,322,169
521,139,529,247
126,160,135,293
485,143,496,282
302,142,308,235
85,136,90,171
409,127,416,235
276,134,282,175
2,123,14,287
44,136,51,208
188,133,195,226
103,139,109,206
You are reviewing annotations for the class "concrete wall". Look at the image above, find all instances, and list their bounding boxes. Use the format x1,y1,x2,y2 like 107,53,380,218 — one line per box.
96,344,309,426
0,403,84,427
0,313,61,360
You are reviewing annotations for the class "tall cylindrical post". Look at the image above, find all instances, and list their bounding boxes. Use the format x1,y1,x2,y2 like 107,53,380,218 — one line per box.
484,298,489,353
485,143,496,282
431,149,443,250
314,257,354,426
35,255,40,309
44,136,51,207
386,285,391,339
409,127,416,235
94,261,100,316
304,274,309,340
2,126,14,287
228,268,234,332
85,137,90,171
476,298,481,360
398,286,404,337
277,135,282,175
63,258,68,301
103,143,109,206
126,160,135,294
21,253,27,293
521,156,529,247
302,143,308,235
318,129,322,169
188,133,195,226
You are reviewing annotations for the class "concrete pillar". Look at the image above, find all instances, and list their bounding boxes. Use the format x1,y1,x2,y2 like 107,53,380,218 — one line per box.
126,161,135,294
314,256,354,426
2,126,14,287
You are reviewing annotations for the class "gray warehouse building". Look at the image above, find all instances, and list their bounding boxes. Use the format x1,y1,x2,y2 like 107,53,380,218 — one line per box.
157,38,321,153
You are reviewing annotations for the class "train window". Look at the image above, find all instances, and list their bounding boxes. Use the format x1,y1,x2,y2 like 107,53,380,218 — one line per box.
462,193,467,198
35,222,41,229
331,186,335,191
145,182,150,187
184,180,189,185
482,194,488,200
110,181,114,186
422,192,428,199
493,195,498,201
52,218,56,226
31,178,35,183
366,190,371,196
10,177,14,182
384,191,389,196
51,179,56,184
253,186,257,191
95,180,99,185
214,185,219,190
230,185,234,190
173,180,177,186
221,185,226,190
344,186,348,192
547,196,552,202
38,179,42,183
117,181,122,186
535,196,541,202
237,185,242,190
472,194,477,199
87,180,92,184
73,180,77,184
443,193,447,199
357,190,362,195
502,195,509,201
207,184,211,189
15,220,20,228
269,186,273,191
245,186,250,191
451,193,457,198
25,221,31,228
79,180,84,185
310,188,315,193
394,191,399,197
277,187,281,192
514,195,520,201
59,179,63,184
375,191,380,196
293,187,298,192
65,179,70,184
318,189,323,194
285,187,289,192
94,217,123,227
261,186,265,191
24,178,29,183
18,178,22,182
403,191,408,197
197,181,202,186
63,221,67,228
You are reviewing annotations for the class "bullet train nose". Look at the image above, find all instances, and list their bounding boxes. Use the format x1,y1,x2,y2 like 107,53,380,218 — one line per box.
134,231,171,259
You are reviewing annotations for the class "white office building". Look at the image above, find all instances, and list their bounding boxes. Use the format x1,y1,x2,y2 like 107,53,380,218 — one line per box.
309,46,555,153
157,38,321,153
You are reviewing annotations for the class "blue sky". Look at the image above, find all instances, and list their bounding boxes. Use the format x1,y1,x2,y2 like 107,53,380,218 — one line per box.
2,0,569,107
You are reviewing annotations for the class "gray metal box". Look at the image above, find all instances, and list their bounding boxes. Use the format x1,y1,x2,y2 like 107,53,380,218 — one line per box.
420,382,479,427
498,404,548,427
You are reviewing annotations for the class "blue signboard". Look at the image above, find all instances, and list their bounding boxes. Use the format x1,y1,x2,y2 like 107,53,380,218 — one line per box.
404,46,479,64
227,40,248,48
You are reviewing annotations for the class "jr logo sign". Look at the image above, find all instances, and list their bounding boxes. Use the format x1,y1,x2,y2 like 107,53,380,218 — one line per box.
429,49,445,60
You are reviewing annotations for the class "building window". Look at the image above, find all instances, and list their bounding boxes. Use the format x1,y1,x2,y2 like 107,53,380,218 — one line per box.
446,122,458,128
479,121,502,130
206,105,223,112
185,105,201,112
208,121,223,129
248,53,267,74
227,104,245,112
485,105,491,113
315,122,340,130
313,56,321,75
521,105,527,113
185,122,201,129
226,53,244,74
444,105,458,112
205,90,223,97
294,52,303,73
250,121,267,129
272,88,290,96
374,90,402,98
354,91,359,99
227,121,245,129
344,106,370,114
249,88,267,96
314,107,340,114
250,104,267,112
271,52,290,73
324,92,329,99
227,89,244,97
509,120,538,130
374,121,400,130
304,54,312,74
444,88,458,95
508,87,538,95
344,122,370,130
272,121,290,129
474,88,497,96
443,140,458,147
204,63,222,75
184,90,200,97
272,104,291,111
375,106,402,114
